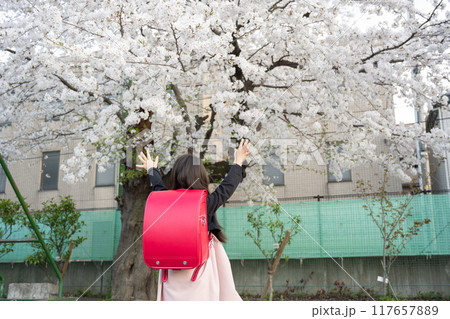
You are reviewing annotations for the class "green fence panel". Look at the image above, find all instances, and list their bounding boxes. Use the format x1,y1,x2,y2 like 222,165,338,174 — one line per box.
0,210,121,262
1,194,449,263
218,194,450,260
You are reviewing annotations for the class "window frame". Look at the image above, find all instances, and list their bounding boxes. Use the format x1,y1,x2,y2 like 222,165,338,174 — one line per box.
327,166,352,183
40,151,60,191
95,161,116,187
327,143,352,183
262,150,285,186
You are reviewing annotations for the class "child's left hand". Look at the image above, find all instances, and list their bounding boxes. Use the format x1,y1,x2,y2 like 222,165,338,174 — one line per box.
136,150,159,171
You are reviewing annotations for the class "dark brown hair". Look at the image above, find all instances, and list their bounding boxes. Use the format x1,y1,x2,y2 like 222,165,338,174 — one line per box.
169,154,227,243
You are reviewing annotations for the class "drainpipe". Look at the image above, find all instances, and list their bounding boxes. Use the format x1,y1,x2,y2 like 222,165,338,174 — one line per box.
412,65,425,192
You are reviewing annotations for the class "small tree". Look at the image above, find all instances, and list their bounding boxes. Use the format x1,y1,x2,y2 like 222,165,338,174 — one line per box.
356,169,431,297
0,199,24,259
245,201,301,300
24,196,86,281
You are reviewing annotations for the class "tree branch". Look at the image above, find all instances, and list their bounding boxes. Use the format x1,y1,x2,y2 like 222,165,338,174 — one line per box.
0,81,32,96
118,5,125,37
361,0,443,64
51,108,75,120
419,0,443,29
267,57,300,71
235,27,260,40
268,0,295,13
210,27,222,36
361,32,418,63
62,21,104,38
170,84,192,135
200,104,216,159
170,24,186,72
53,74,78,92
255,83,291,89
125,61,177,68
248,42,271,60
53,74,124,123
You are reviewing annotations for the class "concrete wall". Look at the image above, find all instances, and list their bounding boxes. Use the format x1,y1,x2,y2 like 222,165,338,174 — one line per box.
231,255,450,297
1,255,449,298
0,261,113,297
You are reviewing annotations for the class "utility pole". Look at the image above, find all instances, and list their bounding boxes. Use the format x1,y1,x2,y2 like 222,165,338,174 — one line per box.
412,65,425,193
313,195,324,257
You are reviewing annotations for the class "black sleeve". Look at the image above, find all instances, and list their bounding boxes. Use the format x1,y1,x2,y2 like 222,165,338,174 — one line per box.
206,164,244,215
147,168,168,191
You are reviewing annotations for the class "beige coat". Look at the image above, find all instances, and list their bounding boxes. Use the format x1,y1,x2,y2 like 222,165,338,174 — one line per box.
157,235,242,301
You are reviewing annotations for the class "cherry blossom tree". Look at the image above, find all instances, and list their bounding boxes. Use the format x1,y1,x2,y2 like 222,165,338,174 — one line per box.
1,0,449,300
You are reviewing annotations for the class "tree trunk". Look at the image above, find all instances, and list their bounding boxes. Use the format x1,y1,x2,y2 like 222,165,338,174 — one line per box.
268,273,273,301
112,175,157,300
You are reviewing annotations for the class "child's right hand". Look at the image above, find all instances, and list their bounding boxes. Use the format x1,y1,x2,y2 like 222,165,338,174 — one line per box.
234,139,252,166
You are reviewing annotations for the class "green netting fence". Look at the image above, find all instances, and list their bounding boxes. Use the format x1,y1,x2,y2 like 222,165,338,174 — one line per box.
1,193,449,263
218,193,450,260
0,210,121,262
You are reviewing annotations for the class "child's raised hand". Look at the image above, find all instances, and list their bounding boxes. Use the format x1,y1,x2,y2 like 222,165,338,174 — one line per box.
136,150,159,171
234,138,252,166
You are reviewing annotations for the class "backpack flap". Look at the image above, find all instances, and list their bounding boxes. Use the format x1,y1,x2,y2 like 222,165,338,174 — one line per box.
142,189,209,271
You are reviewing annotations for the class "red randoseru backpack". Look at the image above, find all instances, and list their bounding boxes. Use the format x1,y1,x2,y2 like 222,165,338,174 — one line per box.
142,189,210,282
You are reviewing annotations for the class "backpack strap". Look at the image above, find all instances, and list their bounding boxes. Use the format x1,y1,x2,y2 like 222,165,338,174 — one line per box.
161,269,168,283
163,234,214,283
190,234,214,281
190,261,206,281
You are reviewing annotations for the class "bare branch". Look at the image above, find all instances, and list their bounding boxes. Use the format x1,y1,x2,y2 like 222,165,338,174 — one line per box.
235,27,260,40
0,81,32,96
51,108,76,120
267,57,300,71
361,33,418,63
62,21,104,38
118,5,125,37
170,84,191,135
248,42,271,60
125,61,177,68
422,18,450,29
53,74,78,92
254,83,291,89
418,0,443,29
268,0,295,13
170,24,186,72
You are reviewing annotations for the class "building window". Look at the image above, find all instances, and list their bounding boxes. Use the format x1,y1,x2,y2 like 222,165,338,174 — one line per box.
327,145,351,182
41,151,60,190
0,165,6,193
328,168,351,182
96,162,116,187
263,153,285,186
0,119,12,127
